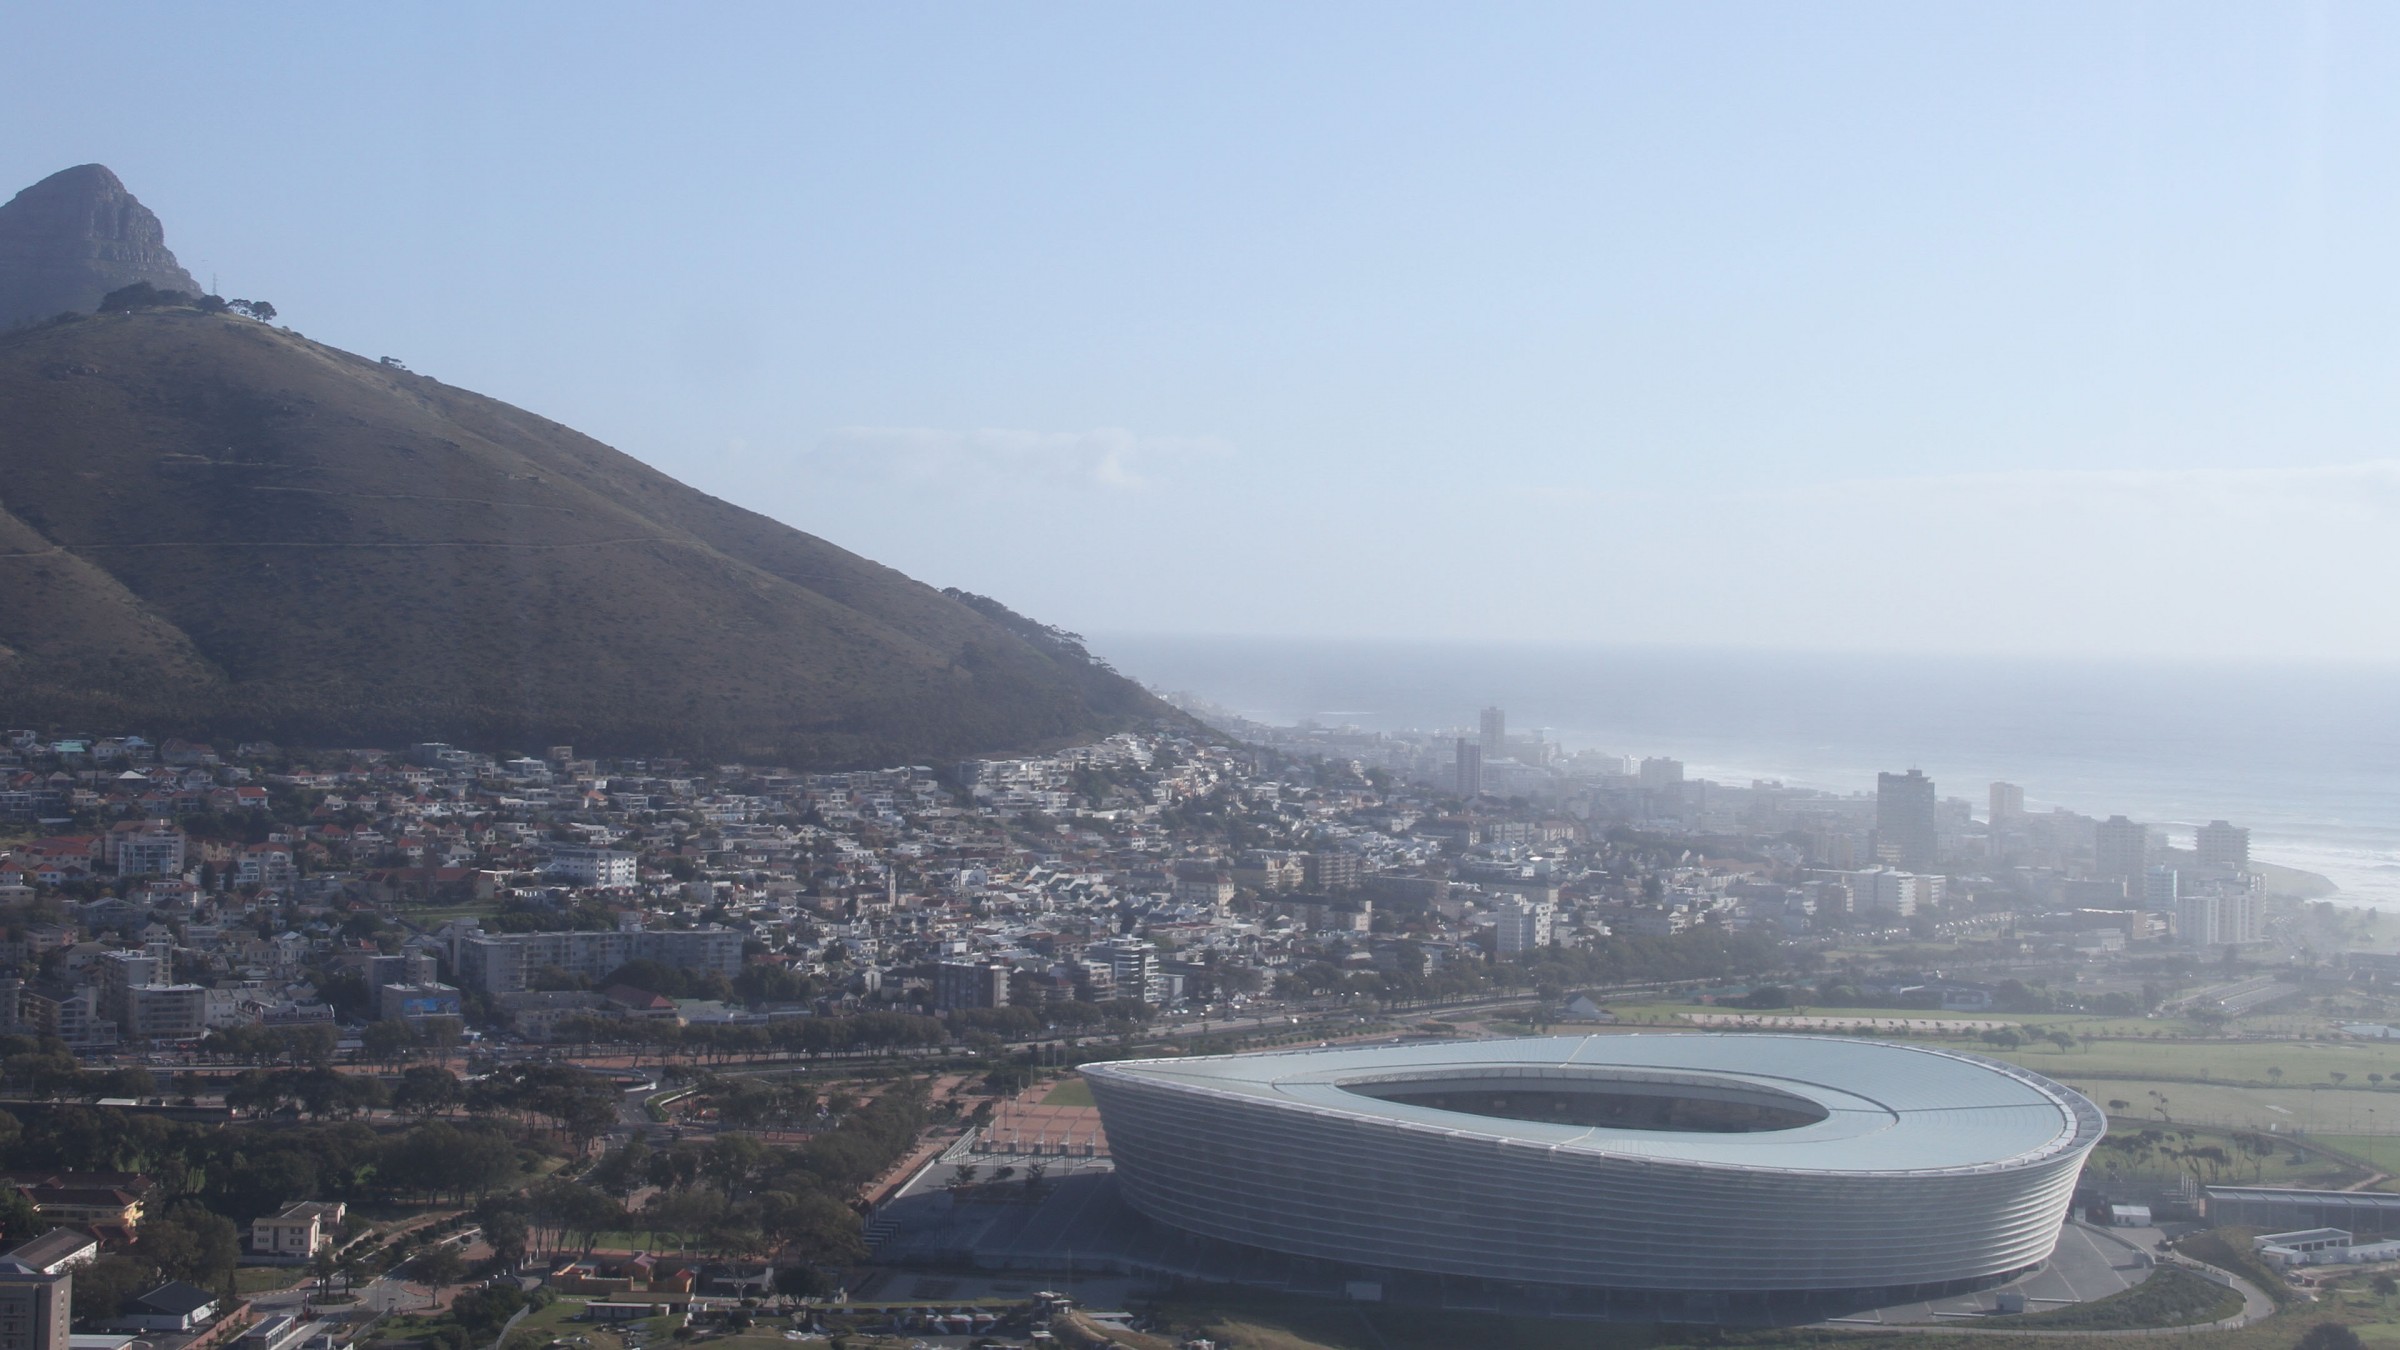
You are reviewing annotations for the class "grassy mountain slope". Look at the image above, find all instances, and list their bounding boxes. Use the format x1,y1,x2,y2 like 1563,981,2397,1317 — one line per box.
0,308,1171,763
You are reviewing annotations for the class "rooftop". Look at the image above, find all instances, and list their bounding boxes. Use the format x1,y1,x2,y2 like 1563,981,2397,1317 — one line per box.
2,1229,97,1270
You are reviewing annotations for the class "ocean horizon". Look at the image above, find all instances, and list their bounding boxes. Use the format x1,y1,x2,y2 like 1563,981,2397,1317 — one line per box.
1095,633,2400,910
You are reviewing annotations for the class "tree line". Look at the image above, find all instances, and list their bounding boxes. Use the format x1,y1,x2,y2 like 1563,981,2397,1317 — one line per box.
96,283,276,320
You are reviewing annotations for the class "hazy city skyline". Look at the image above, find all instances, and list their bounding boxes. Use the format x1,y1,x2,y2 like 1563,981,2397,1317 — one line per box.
9,5,2400,659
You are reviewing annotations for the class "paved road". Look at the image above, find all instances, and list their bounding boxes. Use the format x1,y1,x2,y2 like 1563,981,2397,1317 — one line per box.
245,1271,435,1322
357,1276,438,1316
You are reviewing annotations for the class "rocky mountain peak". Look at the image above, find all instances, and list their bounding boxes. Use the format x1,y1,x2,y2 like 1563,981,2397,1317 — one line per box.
0,163,202,330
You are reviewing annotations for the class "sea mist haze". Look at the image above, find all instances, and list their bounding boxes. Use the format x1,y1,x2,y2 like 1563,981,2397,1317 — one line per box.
1101,634,2400,909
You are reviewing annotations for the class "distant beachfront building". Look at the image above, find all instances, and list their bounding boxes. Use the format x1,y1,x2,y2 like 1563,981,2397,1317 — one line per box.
1479,706,1506,756
1813,867,1942,917
2144,865,2179,909
1453,739,1481,798
2177,885,2262,948
1989,781,2023,822
2197,820,2251,870
1874,770,1938,870
2093,815,2148,892
1638,756,1683,789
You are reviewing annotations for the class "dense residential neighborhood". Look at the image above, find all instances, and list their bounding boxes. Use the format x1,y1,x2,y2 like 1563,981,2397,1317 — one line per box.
0,707,2292,1063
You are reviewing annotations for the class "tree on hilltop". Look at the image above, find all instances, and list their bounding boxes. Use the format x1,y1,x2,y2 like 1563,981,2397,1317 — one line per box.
97,282,194,311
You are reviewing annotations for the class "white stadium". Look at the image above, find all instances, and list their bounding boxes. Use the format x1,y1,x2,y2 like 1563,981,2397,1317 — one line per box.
1084,1034,2104,1296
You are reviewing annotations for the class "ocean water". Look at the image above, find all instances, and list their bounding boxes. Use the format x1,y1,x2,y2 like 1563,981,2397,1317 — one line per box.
1095,634,2400,908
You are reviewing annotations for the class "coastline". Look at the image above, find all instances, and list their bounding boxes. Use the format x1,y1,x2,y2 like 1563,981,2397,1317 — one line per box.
2249,859,2341,902
1102,632,2400,911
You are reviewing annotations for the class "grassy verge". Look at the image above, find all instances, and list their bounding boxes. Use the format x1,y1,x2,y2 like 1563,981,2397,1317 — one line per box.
1152,1293,1662,1350
2306,1134,2400,1176
1052,1309,1178,1350
1987,1040,2400,1087
498,1295,612,1348
2054,1077,2396,1138
1042,1076,1095,1108
2178,1228,2292,1305
1987,1268,2243,1330
643,1088,694,1122
234,1265,308,1296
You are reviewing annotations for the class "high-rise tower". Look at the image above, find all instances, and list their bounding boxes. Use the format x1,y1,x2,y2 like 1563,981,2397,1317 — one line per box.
2094,816,2148,890
2196,820,2250,870
1455,738,1483,798
1989,782,2023,823
1875,770,1939,870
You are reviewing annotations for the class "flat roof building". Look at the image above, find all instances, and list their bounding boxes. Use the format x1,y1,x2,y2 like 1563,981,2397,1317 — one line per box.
0,1233,93,1278
2198,820,2251,870
0,1259,68,1350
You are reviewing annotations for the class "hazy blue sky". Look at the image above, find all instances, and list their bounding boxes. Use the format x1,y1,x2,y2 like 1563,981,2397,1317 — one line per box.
9,3,2400,661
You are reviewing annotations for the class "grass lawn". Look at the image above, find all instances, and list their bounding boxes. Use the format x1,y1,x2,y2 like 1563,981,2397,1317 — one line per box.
491,1295,650,1350
1602,1001,2203,1040
1988,1038,2400,1087
2064,1077,2400,1136
2085,1122,2364,1190
2309,904,2400,948
234,1266,308,1296
1043,1077,1095,1108
2305,1134,2400,1175
508,1296,590,1339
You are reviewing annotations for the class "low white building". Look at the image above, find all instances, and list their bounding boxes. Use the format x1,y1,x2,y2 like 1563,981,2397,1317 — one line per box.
544,846,637,888
2252,1227,2400,1267
250,1201,346,1259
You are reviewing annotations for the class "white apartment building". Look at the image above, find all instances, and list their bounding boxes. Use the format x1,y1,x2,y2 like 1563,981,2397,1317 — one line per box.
108,821,185,877
1814,868,1943,917
250,1201,346,1258
1494,897,1555,955
2177,887,2263,948
95,950,206,1043
543,846,638,888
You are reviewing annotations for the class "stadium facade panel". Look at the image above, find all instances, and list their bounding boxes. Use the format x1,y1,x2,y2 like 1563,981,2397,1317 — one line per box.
1083,1035,2103,1294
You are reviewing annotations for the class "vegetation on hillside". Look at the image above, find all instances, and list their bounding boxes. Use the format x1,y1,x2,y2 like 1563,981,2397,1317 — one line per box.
0,309,1177,764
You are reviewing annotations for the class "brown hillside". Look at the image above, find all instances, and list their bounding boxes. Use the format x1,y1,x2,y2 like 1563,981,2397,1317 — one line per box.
0,308,1172,763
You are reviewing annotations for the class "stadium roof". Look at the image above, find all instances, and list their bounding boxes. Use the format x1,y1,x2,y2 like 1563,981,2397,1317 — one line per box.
1094,1034,2098,1175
